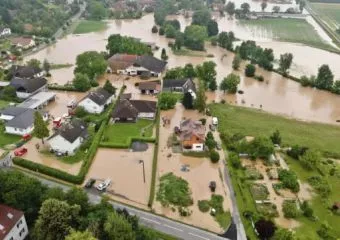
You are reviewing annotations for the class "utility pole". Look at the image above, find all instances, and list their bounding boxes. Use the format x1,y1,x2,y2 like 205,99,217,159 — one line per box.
139,160,145,183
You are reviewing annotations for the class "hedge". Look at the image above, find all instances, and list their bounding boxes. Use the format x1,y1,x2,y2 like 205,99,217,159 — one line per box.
100,137,156,149
48,84,79,92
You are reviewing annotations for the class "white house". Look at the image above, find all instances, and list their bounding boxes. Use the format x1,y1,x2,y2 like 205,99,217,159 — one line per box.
1,107,48,136
48,119,88,155
112,99,157,122
0,204,28,240
77,88,113,114
0,27,11,37
10,77,47,99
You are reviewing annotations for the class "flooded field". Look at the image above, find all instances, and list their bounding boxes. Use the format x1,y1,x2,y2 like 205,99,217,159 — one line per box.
154,104,231,233
86,147,154,207
21,138,81,175
24,13,340,124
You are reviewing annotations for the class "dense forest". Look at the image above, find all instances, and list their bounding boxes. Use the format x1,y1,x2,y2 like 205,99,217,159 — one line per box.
0,0,80,37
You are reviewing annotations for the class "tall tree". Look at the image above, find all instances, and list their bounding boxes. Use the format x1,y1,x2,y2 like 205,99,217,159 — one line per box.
33,111,49,144
43,59,51,74
33,199,81,240
232,54,241,70
74,51,107,81
196,61,217,89
192,9,211,26
73,73,91,92
182,92,194,109
272,6,280,13
219,73,240,93
65,230,96,240
207,19,219,36
261,2,267,11
225,2,236,18
299,0,306,12
65,187,89,215
103,80,116,95
195,80,206,112
104,211,135,240
183,63,197,78
315,64,334,90
279,53,293,74
161,48,168,61
106,34,152,57
183,25,208,51
255,219,276,240
240,3,251,14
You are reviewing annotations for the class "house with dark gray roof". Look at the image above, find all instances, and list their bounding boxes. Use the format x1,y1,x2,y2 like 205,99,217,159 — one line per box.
10,65,44,79
10,77,47,99
77,87,114,114
48,119,88,155
163,78,196,98
0,107,48,136
108,54,167,77
112,99,157,122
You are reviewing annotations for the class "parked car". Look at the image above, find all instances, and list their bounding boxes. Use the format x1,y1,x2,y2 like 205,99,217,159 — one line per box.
85,178,96,188
212,117,218,125
96,179,111,191
14,147,28,157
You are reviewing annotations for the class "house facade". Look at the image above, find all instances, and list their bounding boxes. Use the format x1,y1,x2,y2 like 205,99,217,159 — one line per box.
0,204,28,240
138,81,161,95
78,88,113,114
163,78,196,94
48,119,88,155
10,77,47,99
112,99,157,122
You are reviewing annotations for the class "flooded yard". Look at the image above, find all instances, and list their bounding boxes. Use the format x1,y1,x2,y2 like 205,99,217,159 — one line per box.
20,138,81,175
86,146,154,207
154,104,231,233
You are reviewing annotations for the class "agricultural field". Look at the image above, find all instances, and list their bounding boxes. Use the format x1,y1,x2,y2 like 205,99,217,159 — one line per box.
310,3,340,31
210,104,340,157
239,18,338,52
73,20,108,34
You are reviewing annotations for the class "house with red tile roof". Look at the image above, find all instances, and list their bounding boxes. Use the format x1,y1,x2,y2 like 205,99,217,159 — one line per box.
0,204,28,240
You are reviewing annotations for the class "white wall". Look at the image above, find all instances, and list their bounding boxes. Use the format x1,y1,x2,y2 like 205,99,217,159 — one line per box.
0,28,11,36
5,125,34,136
16,85,47,99
138,112,155,119
78,96,113,114
48,135,83,155
0,114,15,121
3,215,28,240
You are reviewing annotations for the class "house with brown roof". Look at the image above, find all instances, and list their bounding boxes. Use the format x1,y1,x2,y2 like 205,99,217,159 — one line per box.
179,119,205,152
0,204,28,240
107,54,167,77
138,81,161,95
112,99,157,122
10,37,35,49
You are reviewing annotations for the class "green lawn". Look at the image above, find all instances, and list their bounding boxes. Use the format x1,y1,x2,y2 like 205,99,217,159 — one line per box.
210,104,340,157
73,20,108,34
311,3,340,31
0,100,9,109
239,18,338,52
103,119,154,145
0,124,21,148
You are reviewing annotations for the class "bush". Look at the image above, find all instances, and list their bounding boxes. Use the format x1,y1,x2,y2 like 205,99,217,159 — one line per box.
278,169,300,192
48,84,78,92
245,64,256,77
151,25,158,33
287,145,308,159
210,150,220,163
229,152,241,169
199,118,206,125
254,75,264,81
198,200,210,212
74,106,88,118
159,27,165,36
301,201,314,218
282,200,299,218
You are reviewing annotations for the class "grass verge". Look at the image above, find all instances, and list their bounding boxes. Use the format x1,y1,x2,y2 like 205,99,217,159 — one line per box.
73,20,108,34
210,103,340,157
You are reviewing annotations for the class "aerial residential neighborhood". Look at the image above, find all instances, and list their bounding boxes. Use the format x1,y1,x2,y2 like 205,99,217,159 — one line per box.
0,0,340,240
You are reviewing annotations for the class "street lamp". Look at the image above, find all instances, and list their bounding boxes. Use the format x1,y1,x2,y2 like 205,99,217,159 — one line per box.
139,160,145,183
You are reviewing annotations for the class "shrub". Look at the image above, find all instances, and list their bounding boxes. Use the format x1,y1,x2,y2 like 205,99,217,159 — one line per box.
282,200,299,218
229,152,241,169
74,106,88,118
245,64,256,77
287,145,308,159
159,27,165,36
199,118,206,125
151,25,158,33
278,169,300,192
300,201,314,218
254,75,264,81
48,84,77,92
198,200,210,212
210,150,220,163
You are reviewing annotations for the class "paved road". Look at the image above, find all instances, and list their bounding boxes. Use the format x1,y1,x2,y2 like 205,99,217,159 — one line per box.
24,172,231,240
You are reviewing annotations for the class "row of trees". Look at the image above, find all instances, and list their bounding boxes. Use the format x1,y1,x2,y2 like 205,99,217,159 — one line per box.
106,34,152,56
0,170,168,240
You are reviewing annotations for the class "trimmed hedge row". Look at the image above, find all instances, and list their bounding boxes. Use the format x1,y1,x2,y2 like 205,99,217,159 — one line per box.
48,84,79,92
100,137,156,149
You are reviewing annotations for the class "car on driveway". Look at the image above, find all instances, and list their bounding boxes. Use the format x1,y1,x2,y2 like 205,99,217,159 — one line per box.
14,147,28,157
85,178,96,188
96,179,111,191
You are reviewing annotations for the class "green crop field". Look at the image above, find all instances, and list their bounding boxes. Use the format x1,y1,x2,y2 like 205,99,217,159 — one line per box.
239,18,338,52
311,3,340,30
73,20,108,34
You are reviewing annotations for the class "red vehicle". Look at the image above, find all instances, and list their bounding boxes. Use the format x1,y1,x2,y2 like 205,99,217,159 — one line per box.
14,147,28,157
22,134,31,141
53,117,62,128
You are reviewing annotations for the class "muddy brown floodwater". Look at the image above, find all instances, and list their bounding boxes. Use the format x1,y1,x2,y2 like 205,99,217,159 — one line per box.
86,146,154,208
25,13,340,124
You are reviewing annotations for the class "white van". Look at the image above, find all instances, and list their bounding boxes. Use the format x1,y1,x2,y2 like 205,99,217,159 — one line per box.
96,179,111,191
212,117,218,125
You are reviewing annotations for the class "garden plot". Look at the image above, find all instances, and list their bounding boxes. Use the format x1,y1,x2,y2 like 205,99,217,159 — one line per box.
154,103,232,233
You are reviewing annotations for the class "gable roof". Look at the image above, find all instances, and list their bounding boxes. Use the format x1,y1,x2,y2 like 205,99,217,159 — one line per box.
138,81,161,91
10,77,47,93
52,119,88,143
10,37,33,46
82,88,112,106
0,107,29,117
0,204,24,239
10,65,42,78
107,54,138,72
112,99,157,119
134,55,167,73
5,108,35,129
179,119,205,142
163,78,188,88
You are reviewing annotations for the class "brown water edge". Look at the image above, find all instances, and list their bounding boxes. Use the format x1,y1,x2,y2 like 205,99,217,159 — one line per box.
20,138,82,175
86,147,154,206
25,14,340,124
154,103,231,233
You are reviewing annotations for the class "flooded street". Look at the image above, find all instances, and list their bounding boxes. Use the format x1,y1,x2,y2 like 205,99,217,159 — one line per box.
154,104,231,233
86,147,154,207
25,13,340,124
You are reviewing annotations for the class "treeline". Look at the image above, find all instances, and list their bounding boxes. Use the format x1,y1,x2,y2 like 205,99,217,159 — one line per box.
0,170,174,240
0,0,80,37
